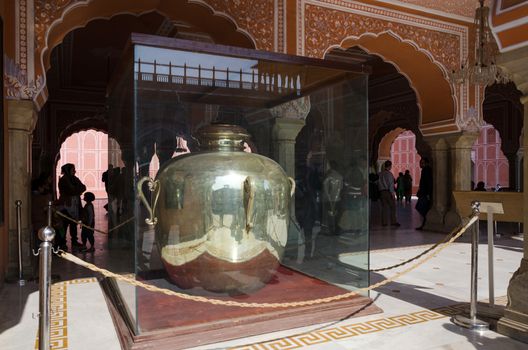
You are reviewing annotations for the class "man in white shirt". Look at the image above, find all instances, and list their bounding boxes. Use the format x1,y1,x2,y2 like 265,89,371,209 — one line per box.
378,160,400,227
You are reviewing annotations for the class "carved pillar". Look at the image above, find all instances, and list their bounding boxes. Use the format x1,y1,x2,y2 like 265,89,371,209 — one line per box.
443,132,479,230
7,100,38,277
423,136,449,231
504,152,518,190
516,146,523,191
498,96,528,342
270,98,309,256
270,97,310,178
272,118,305,180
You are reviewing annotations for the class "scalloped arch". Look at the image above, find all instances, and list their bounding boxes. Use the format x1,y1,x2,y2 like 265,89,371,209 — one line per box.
378,128,406,160
37,0,257,102
58,117,108,149
326,31,456,127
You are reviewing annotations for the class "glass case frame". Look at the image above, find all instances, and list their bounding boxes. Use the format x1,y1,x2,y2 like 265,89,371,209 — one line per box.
103,33,377,349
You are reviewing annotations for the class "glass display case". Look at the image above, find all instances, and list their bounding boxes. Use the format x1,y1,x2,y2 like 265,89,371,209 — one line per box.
104,33,373,349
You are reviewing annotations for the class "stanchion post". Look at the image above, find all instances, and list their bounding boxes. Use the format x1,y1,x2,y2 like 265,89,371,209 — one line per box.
37,201,56,350
452,201,489,331
15,200,25,286
487,210,495,307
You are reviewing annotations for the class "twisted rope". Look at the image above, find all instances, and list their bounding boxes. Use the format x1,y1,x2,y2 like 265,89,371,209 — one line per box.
54,210,134,235
370,221,465,272
57,215,478,308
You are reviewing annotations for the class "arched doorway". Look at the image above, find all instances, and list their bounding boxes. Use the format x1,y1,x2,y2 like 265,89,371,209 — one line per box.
329,32,456,129
389,130,422,196
55,130,112,199
472,123,510,191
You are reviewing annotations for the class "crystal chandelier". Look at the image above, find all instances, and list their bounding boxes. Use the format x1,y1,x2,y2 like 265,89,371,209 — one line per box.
449,0,510,87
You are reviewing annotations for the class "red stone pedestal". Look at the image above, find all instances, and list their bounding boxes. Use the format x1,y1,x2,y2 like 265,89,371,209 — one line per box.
102,266,382,350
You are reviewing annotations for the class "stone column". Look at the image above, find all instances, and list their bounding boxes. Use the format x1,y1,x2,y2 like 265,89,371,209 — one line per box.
498,96,528,342
423,136,449,231
272,118,305,179
7,100,38,277
444,132,479,229
505,152,518,191
270,97,309,260
270,96,310,179
516,146,523,191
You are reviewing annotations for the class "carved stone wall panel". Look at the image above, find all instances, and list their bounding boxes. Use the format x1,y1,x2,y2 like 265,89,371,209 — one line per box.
303,3,461,71
200,0,275,51
34,0,84,52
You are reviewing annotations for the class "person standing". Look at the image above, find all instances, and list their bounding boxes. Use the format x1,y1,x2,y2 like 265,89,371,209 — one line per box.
415,158,433,230
396,172,405,202
322,161,343,235
403,170,413,203
58,163,86,248
378,160,400,227
101,164,113,211
81,192,96,253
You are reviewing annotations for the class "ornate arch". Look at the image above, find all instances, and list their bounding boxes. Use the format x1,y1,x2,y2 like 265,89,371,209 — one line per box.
329,32,455,128
33,0,269,105
57,116,107,150
378,128,405,160
300,0,471,131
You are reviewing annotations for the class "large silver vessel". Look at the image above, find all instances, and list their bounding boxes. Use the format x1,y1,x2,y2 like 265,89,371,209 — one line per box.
138,124,294,293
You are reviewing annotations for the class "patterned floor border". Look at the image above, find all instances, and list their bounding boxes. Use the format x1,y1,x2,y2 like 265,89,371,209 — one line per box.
228,297,507,350
34,278,98,350
32,277,506,350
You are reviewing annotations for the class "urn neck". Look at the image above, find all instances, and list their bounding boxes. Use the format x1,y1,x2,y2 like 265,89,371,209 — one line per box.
196,124,250,152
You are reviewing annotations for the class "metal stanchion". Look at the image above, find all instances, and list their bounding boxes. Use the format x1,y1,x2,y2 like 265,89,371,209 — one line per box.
36,201,56,350
452,201,489,331
15,200,25,286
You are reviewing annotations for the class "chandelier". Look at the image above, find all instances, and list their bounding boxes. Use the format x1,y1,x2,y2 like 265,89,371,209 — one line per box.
449,0,510,87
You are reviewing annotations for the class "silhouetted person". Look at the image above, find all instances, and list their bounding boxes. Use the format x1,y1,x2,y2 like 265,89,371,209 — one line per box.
369,172,380,202
322,161,343,235
475,181,486,191
300,162,322,254
378,160,399,227
58,163,86,248
339,160,365,233
80,192,96,252
416,158,432,230
102,164,113,211
403,170,413,203
396,172,405,202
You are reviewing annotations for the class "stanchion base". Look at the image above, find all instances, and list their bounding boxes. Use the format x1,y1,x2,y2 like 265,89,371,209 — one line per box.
452,315,489,331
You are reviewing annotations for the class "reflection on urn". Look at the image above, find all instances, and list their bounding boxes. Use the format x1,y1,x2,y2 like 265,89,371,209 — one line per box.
138,124,294,293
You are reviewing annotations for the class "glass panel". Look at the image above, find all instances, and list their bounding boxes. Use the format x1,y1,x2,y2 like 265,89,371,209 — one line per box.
107,39,368,335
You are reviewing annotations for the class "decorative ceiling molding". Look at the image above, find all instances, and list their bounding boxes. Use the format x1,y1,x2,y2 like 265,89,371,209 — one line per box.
490,0,528,52
374,0,476,22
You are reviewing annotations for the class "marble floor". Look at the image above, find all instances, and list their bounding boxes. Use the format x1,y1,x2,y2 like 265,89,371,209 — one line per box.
0,198,526,349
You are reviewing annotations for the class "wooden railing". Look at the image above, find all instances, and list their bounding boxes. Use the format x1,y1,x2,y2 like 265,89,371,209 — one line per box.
135,59,302,95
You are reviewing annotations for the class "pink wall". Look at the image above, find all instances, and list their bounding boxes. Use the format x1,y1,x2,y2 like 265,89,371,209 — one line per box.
57,127,509,200
473,123,509,189
390,124,509,193
56,130,109,199
390,131,421,194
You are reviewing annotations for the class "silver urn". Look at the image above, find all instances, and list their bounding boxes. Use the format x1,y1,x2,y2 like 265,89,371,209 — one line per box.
138,124,294,293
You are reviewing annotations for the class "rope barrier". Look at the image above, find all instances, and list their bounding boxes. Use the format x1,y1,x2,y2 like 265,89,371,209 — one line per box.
54,210,134,235
56,214,478,308
56,209,471,273
370,221,465,272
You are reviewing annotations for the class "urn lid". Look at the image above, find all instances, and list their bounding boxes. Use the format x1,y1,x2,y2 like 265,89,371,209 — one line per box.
195,124,250,151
